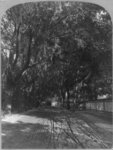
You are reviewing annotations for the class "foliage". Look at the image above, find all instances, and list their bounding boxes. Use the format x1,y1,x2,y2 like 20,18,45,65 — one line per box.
1,2,112,111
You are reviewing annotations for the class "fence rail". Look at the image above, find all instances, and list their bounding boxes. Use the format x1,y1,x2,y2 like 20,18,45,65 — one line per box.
85,99,112,112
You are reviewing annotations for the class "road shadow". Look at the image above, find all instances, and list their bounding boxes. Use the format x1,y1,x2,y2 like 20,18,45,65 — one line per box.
2,111,79,149
2,121,53,149
2,107,113,149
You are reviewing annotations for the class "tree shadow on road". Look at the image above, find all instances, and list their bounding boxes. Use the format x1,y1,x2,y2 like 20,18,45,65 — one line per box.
2,108,113,149
2,121,52,149
2,111,78,149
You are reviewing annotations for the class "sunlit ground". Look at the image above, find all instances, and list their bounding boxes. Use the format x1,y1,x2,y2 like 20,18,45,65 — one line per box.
2,114,51,124
2,108,113,149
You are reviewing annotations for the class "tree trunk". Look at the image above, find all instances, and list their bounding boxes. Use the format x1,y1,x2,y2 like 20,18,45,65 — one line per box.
61,88,65,107
12,87,23,112
65,90,70,110
3,89,13,114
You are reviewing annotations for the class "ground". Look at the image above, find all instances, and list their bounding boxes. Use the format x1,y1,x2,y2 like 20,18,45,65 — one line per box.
2,107,113,149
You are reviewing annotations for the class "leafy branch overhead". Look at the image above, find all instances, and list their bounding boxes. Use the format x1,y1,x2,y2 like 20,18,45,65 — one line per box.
1,1,112,111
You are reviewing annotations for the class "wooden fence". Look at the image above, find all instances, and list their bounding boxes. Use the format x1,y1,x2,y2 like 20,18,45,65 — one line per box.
85,99,112,112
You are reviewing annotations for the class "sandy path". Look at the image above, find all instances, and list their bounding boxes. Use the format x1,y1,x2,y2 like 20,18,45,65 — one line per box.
2,107,113,149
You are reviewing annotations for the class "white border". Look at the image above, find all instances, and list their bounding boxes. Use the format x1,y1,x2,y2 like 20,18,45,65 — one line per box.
0,0,113,150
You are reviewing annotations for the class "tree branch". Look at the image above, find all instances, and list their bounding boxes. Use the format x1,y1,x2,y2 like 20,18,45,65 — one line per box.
13,23,21,67
28,62,39,69
14,27,33,83
22,75,39,88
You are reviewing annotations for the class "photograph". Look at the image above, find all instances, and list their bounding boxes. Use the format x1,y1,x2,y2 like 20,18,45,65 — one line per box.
0,0,113,149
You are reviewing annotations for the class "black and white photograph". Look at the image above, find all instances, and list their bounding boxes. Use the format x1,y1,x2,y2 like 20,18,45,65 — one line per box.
0,0,113,149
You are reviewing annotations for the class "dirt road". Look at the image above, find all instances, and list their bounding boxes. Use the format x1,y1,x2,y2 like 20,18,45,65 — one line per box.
2,107,113,149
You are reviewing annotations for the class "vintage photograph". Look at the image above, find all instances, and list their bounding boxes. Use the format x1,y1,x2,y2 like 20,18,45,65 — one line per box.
1,1,112,149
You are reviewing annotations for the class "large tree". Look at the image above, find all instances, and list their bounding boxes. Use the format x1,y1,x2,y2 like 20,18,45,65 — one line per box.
1,2,112,112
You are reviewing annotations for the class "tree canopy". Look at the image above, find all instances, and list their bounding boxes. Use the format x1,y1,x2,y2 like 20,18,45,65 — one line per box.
1,1,112,112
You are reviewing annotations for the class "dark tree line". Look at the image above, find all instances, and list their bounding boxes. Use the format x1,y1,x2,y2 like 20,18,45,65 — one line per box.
1,2,112,112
